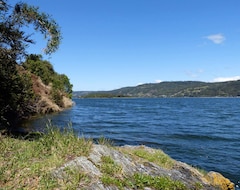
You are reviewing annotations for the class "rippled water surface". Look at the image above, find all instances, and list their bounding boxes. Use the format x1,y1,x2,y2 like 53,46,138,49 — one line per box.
24,98,240,186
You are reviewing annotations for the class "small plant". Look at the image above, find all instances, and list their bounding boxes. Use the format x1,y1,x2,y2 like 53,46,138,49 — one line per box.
100,156,122,176
132,173,187,190
195,166,208,176
97,136,114,147
101,175,125,189
194,182,203,190
57,167,90,189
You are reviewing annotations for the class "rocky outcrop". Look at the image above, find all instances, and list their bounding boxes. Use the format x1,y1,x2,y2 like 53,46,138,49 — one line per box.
31,74,73,114
206,172,235,190
52,144,234,190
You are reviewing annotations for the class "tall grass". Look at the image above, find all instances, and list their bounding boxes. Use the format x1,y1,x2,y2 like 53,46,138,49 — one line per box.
0,123,92,189
0,124,191,190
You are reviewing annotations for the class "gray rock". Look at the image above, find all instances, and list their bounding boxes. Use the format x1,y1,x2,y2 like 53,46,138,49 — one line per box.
51,144,233,190
52,156,101,179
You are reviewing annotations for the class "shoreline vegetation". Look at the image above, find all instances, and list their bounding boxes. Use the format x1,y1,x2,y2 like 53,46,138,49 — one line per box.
0,0,72,131
0,125,234,190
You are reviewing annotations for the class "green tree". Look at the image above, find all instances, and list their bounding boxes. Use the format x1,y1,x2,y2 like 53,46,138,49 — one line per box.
23,54,55,85
0,0,62,129
23,54,73,103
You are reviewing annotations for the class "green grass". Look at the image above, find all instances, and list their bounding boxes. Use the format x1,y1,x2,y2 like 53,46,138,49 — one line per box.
99,155,187,190
97,136,114,147
101,171,188,190
131,173,187,190
0,127,195,190
119,146,174,169
100,156,122,176
0,125,92,189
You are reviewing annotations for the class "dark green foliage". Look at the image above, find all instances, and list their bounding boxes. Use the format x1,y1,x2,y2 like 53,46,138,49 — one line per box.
0,0,62,129
11,1,61,55
50,89,63,107
23,54,55,85
52,74,73,98
23,54,73,103
0,53,35,129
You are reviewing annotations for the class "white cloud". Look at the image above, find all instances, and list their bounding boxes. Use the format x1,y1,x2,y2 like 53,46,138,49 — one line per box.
212,76,240,82
204,33,225,44
155,80,162,83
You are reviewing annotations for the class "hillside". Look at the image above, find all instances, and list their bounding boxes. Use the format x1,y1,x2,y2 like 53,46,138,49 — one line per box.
75,80,240,98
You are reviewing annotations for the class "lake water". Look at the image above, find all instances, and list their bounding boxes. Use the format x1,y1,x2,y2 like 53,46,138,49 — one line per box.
23,98,240,187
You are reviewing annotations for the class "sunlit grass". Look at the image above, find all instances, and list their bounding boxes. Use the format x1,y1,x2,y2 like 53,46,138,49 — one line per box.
0,124,92,189
0,126,196,190
98,151,187,190
119,145,174,169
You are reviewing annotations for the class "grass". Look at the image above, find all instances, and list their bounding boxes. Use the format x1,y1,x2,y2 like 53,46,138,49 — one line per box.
100,156,122,176
0,126,194,190
99,155,187,190
97,136,114,147
119,145,174,169
0,124,92,189
101,168,188,190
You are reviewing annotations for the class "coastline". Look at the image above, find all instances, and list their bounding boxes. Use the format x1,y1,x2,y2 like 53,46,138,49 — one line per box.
0,127,235,189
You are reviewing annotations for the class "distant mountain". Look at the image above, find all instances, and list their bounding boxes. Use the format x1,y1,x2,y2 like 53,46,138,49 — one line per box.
74,80,240,98
73,91,94,97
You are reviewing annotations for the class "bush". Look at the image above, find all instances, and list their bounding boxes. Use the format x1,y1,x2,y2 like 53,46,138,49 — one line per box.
0,54,35,129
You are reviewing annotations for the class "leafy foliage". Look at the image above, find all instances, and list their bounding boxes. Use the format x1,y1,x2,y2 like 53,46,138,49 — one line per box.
0,53,35,129
23,54,54,85
23,54,73,103
0,0,62,129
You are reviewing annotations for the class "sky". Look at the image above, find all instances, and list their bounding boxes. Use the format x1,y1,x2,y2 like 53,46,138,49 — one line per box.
11,0,240,91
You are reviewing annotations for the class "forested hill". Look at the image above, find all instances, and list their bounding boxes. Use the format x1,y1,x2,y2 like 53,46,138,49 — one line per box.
75,80,240,98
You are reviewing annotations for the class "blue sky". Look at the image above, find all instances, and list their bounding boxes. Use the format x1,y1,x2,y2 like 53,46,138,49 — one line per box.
12,0,240,90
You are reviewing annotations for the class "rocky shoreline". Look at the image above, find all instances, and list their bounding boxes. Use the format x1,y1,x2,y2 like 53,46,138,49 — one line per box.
53,144,234,190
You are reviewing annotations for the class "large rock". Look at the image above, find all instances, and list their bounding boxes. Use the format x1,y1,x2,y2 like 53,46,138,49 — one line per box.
206,171,235,190
52,144,234,190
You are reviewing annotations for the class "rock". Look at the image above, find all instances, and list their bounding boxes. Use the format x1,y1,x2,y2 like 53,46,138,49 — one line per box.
51,144,234,190
206,171,235,190
52,156,101,179
62,96,74,108
89,144,137,175
31,74,73,114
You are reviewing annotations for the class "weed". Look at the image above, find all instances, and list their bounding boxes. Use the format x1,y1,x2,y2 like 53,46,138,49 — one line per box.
194,182,204,190
195,166,208,176
132,173,187,190
100,156,122,176
97,136,114,147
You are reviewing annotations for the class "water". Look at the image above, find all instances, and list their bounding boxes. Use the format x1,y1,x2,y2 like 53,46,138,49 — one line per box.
23,98,240,187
